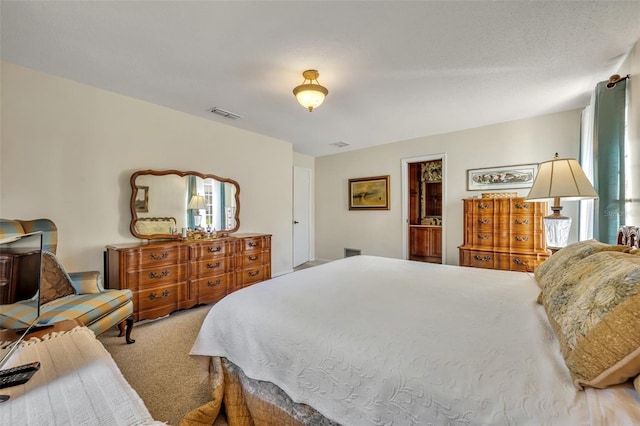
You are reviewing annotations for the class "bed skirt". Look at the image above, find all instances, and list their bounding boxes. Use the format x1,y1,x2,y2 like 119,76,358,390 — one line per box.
180,357,339,426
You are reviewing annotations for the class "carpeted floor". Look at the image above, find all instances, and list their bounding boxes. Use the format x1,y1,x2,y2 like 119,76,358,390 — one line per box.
98,304,214,426
98,260,330,425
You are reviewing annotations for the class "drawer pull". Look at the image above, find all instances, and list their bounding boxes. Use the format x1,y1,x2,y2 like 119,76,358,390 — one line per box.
515,203,530,209
248,242,259,248
514,219,529,225
474,255,491,262
207,279,222,287
148,290,170,300
149,252,169,261
478,218,490,224
515,236,529,242
207,261,221,269
248,270,260,277
208,246,222,253
477,203,490,210
513,258,530,267
477,234,490,240
248,255,259,261
149,269,169,279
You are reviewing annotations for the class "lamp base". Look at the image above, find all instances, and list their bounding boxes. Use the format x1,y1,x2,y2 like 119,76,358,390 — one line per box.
544,214,572,250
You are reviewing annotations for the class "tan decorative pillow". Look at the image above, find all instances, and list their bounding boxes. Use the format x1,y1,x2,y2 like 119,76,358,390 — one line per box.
534,239,629,291
540,251,640,388
40,251,75,305
634,375,640,394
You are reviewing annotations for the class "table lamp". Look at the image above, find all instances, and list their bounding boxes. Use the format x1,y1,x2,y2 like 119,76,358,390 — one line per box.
188,195,206,229
525,153,598,249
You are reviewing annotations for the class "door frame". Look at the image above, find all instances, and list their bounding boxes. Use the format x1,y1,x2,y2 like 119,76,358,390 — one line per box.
401,153,447,263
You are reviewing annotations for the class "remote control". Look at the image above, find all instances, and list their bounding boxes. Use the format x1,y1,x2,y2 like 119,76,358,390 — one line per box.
0,367,40,389
0,362,41,378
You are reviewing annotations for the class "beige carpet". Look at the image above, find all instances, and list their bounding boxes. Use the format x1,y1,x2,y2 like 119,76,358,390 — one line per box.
98,304,214,426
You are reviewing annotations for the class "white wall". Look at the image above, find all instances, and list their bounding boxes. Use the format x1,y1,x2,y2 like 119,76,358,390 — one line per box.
1,62,293,277
315,109,582,264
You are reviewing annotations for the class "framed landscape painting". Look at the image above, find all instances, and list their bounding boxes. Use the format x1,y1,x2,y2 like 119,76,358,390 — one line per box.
349,175,390,210
467,164,538,191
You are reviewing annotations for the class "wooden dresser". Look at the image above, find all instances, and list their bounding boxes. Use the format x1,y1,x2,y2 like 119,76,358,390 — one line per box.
105,233,271,321
459,198,550,272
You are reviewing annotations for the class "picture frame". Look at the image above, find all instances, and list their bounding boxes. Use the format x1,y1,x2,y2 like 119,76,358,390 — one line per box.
467,163,538,191
135,185,149,212
349,175,390,210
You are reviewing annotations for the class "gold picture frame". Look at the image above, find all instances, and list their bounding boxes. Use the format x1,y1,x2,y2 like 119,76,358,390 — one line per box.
349,175,390,210
135,185,149,213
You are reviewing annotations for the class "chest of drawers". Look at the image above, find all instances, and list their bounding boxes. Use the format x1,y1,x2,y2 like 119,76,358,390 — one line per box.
459,198,550,272
106,233,271,321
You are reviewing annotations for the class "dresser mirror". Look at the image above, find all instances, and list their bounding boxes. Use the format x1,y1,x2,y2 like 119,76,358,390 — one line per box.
130,170,240,240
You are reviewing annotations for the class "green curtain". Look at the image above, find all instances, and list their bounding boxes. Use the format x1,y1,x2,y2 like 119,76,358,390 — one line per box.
218,184,226,231
187,176,197,230
592,79,627,243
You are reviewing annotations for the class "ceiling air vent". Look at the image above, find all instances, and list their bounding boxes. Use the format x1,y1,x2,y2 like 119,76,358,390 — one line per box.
210,107,242,120
329,141,350,148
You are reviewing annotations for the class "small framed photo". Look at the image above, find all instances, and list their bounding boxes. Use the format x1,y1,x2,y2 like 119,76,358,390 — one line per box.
135,186,149,212
349,175,390,210
467,164,538,191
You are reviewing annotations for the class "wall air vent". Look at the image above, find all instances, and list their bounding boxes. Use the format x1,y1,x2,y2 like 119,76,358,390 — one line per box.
329,141,350,148
210,107,243,120
344,248,361,257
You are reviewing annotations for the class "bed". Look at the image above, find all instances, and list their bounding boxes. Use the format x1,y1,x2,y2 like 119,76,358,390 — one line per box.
183,241,640,425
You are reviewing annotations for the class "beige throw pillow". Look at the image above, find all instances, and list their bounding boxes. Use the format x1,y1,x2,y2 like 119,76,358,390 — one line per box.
540,251,640,388
535,239,629,290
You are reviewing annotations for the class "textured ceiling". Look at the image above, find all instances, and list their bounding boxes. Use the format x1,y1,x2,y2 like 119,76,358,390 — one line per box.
2,1,640,157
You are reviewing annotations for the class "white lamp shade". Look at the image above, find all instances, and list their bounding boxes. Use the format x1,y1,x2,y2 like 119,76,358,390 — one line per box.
526,157,598,201
188,195,206,210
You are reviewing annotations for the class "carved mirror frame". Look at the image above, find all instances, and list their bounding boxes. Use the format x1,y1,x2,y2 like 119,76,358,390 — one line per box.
129,169,241,240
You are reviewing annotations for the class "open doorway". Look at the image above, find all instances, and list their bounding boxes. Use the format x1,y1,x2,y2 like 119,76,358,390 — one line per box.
401,154,446,263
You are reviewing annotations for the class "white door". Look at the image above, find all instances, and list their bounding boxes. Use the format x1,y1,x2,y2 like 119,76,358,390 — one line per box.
293,166,311,267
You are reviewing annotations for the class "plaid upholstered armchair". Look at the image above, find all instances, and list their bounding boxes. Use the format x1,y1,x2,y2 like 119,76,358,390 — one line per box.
0,218,135,343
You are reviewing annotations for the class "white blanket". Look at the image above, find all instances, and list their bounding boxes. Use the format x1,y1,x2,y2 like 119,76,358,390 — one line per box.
190,255,640,426
1,327,161,426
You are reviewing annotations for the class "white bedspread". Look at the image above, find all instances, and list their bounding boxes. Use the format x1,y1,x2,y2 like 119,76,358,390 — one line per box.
190,255,640,426
1,327,161,426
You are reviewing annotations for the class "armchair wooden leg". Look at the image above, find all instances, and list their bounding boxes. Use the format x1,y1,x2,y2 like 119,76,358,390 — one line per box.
117,316,136,344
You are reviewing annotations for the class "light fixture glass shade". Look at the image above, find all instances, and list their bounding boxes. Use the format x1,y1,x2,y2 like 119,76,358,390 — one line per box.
525,154,598,249
293,70,328,112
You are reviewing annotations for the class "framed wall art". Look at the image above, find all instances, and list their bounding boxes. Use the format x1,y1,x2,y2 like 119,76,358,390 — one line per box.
135,185,149,212
467,163,538,191
349,175,390,210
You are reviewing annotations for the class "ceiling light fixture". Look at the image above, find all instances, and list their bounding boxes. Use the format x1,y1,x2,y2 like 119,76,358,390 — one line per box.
293,70,328,112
